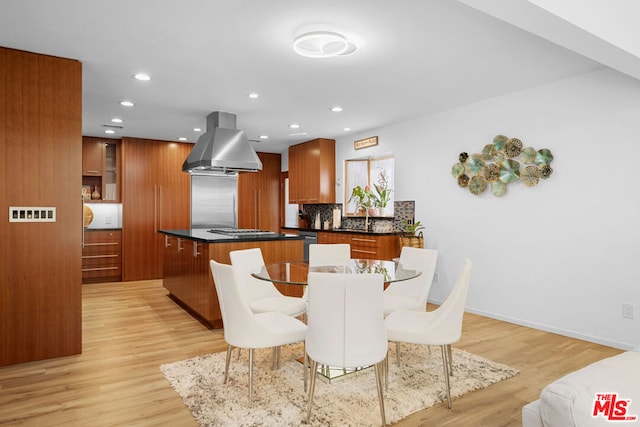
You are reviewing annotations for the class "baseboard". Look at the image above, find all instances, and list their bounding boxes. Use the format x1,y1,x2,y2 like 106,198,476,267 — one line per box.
428,298,636,351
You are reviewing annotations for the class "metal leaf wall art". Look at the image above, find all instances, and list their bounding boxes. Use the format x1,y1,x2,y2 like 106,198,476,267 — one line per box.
451,135,554,197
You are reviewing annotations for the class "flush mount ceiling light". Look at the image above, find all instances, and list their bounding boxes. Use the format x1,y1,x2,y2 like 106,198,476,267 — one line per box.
134,73,151,81
120,100,134,107
293,30,357,58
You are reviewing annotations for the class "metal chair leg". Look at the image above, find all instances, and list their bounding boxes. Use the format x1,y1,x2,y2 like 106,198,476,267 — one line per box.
306,359,318,422
374,361,387,426
447,344,453,375
385,351,389,392
248,348,254,407
395,342,400,366
303,348,308,393
224,345,233,383
441,345,452,409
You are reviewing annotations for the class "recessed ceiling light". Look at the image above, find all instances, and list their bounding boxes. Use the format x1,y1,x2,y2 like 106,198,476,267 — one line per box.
344,127,352,131
193,128,202,132
293,30,357,58
120,100,134,107
259,135,269,140
105,129,115,134
178,137,187,141
248,93,259,99
289,123,300,129
134,73,151,81
111,118,123,123
331,106,343,112
290,132,308,137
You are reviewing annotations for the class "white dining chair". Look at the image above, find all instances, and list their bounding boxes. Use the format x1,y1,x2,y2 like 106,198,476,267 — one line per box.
229,248,306,317
384,259,472,409
209,259,308,406
305,272,388,426
308,243,351,267
383,247,438,316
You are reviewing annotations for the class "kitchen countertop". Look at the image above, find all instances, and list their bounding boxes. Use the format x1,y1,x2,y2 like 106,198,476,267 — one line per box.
159,228,304,243
281,226,401,236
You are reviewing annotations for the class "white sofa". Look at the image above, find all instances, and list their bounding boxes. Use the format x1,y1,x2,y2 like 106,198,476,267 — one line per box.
522,351,640,427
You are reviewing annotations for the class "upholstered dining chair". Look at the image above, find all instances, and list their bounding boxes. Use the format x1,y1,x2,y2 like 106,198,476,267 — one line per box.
229,248,306,317
209,259,308,406
384,259,472,409
308,243,351,267
384,247,438,365
305,272,388,426
383,247,438,316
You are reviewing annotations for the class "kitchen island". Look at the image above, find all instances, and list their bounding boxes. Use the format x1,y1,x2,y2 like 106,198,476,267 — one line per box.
159,229,304,328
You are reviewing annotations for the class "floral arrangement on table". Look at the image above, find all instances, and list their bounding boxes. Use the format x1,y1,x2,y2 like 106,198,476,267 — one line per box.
369,170,392,209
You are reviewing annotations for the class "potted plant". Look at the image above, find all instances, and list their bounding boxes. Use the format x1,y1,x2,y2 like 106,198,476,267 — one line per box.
400,219,425,248
348,185,374,215
371,170,392,215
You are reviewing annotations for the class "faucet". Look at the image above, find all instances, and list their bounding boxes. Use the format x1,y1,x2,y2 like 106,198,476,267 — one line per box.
364,212,370,232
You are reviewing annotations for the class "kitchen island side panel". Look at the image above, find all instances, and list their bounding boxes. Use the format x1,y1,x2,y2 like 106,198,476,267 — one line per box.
163,238,304,328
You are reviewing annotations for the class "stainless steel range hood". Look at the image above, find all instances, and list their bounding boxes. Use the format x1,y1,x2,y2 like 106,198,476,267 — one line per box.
182,111,262,174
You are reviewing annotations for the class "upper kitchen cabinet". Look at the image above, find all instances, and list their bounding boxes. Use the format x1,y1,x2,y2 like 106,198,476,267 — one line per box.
82,137,121,202
288,138,336,204
121,138,191,281
238,152,281,232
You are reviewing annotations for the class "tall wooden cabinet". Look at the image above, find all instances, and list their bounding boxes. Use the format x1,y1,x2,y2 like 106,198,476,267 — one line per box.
288,138,336,204
121,138,191,281
82,137,121,201
238,152,281,231
1,47,82,366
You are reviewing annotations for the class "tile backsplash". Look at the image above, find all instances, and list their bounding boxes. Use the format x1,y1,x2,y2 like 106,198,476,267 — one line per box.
300,200,414,232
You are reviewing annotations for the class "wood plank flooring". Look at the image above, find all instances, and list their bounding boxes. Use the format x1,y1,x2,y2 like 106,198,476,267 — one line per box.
0,280,622,426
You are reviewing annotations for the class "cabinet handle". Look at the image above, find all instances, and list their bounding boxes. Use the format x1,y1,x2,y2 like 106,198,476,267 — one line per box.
352,249,377,255
82,254,119,259
255,190,259,229
193,242,201,257
159,185,163,229
352,237,377,243
82,266,119,272
177,238,183,252
83,242,118,246
164,235,171,247
86,170,99,174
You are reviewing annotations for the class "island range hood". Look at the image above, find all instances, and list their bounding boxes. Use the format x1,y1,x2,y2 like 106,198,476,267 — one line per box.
182,111,262,174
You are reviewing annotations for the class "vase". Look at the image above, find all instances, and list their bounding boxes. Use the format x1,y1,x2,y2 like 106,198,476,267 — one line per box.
367,207,377,217
91,185,101,200
377,207,385,216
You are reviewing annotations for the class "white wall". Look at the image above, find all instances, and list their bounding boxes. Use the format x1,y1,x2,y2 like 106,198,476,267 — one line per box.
335,68,640,350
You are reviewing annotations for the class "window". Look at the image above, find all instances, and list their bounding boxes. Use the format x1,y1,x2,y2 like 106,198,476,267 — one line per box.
344,155,394,217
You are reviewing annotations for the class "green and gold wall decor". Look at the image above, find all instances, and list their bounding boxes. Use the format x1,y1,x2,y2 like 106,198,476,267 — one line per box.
451,134,554,196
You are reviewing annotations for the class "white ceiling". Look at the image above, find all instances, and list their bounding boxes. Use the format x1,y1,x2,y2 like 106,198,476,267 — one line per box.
1,0,637,153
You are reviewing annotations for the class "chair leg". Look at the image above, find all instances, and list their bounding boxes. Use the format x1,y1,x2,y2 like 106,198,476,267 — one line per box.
374,361,387,426
447,344,453,376
441,345,452,409
248,348,254,407
384,351,389,392
236,347,241,360
306,359,318,422
224,345,233,384
303,348,308,393
395,342,400,366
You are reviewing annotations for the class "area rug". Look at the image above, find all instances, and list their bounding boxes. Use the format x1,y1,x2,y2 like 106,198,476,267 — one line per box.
160,343,518,426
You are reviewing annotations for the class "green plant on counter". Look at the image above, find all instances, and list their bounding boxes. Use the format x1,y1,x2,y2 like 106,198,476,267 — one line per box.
370,170,392,208
403,220,425,236
348,185,374,213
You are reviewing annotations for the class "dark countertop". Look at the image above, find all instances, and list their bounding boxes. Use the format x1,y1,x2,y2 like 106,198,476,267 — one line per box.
281,226,401,236
159,228,304,243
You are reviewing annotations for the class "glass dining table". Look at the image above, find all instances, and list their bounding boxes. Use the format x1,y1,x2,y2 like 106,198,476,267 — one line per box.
252,258,422,382
252,258,422,286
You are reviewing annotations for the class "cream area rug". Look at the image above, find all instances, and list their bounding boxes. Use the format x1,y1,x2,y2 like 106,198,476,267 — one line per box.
160,343,518,426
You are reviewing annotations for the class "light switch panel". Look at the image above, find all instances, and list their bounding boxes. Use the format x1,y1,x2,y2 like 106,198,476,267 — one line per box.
9,206,56,222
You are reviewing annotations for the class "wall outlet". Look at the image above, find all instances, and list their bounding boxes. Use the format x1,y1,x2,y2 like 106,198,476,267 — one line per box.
622,304,634,319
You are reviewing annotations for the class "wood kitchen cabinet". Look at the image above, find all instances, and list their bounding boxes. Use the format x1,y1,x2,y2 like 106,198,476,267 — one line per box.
82,230,122,283
82,136,121,202
288,138,336,204
317,231,400,260
238,152,280,231
121,138,191,281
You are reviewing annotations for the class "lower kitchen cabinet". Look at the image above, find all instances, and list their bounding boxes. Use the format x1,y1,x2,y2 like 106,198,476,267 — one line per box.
317,231,400,260
82,230,122,283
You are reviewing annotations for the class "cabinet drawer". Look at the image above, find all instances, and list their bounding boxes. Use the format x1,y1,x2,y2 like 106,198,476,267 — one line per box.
82,255,120,269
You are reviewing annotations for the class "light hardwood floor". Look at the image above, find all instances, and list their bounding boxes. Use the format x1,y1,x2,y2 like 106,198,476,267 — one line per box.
0,280,622,426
